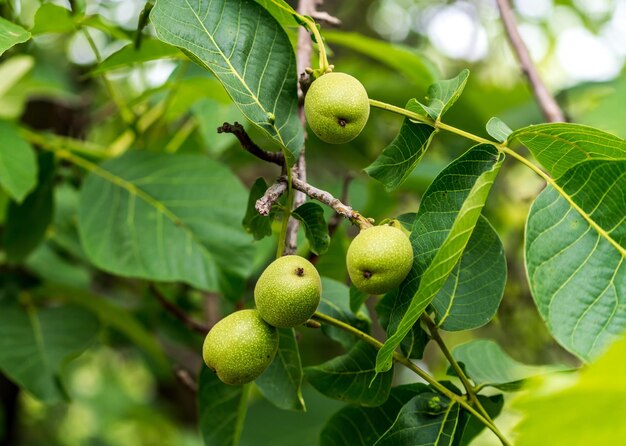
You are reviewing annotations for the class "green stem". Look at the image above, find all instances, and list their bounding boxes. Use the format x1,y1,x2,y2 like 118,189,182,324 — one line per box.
421,315,493,423
312,311,511,446
19,128,110,159
81,28,136,126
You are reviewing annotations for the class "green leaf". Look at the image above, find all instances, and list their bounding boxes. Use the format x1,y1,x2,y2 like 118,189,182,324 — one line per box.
323,31,437,90
0,17,30,56
509,123,626,179
525,159,626,361
91,40,181,75
431,216,506,331
0,301,100,402
364,101,437,191
0,121,38,202
486,117,512,143
31,4,75,35
415,69,470,121
392,213,507,331
255,328,305,411
349,284,368,314
376,144,504,373
292,202,330,255
319,277,371,350
255,0,299,29
3,153,55,262
374,392,459,446
319,383,431,446
453,340,569,391
198,366,250,446
514,332,626,446
306,342,393,407
78,152,254,296
242,178,274,240
151,0,303,165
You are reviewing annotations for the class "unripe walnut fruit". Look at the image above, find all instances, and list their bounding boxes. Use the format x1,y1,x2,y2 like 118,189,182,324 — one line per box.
304,72,370,144
254,255,322,328
346,224,413,295
202,309,278,385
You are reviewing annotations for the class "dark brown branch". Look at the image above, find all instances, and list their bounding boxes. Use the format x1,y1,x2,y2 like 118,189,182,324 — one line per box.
495,0,565,123
217,122,284,165
149,284,211,335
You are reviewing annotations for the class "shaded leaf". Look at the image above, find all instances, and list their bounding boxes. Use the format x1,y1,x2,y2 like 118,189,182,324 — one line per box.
151,0,303,165
319,277,371,349
0,301,100,402
374,392,459,446
39,284,169,370
292,202,330,255
365,102,436,191
510,123,626,179
454,394,504,446
376,144,504,373
349,284,368,314
453,340,569,391
525,159,626,361
78,152,254,297
242,177,274,240
4,152,55,262
319,383,431,446
0,121,38,202
431,216,506,331
255,328,305,411
0,17,30,56
306,342,393,407
198,366,250,446
486,117,512,143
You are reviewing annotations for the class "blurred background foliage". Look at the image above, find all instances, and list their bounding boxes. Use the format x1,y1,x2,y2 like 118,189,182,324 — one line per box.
0,0,624,444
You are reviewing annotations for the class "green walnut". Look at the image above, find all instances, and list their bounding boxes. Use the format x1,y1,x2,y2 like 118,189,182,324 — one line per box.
202,309,278,385
254,255,322,328
346,224,413,295
304,72,370,144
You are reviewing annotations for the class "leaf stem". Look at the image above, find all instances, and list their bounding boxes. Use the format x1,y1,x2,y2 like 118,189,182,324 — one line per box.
421,314,494,423
312,311,511,446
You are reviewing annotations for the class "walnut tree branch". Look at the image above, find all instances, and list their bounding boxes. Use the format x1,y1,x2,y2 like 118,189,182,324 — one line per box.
255,180,288,216
495,0,565,122
217,122,284,165
149,284,211,335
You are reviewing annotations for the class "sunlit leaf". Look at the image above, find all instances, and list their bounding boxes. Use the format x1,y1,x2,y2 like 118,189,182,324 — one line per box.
0,17,30,56
0,121,38,202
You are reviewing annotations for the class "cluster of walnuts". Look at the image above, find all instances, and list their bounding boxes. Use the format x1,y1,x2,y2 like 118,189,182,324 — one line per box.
203,73,414,386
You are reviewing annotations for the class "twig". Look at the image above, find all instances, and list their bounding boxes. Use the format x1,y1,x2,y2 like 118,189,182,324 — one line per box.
283,0,319,255
255,180,289,216
310,11,341,27
149,284,211,335
495,0,565,122
174,365,198,393
217,122,284,166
